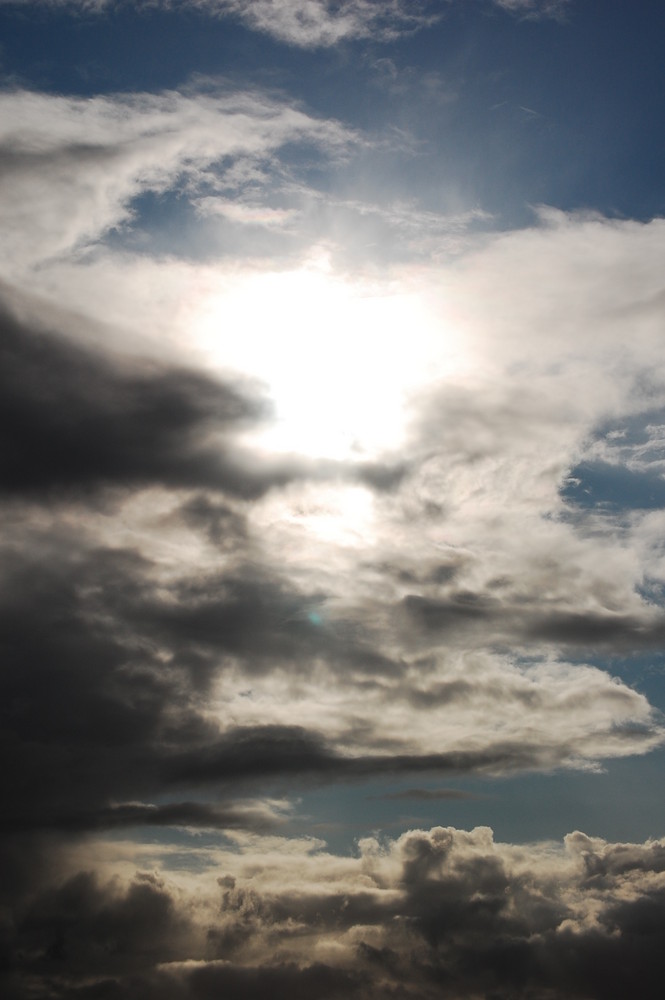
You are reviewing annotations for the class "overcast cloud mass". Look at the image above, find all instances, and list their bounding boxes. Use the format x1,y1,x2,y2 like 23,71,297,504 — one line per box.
2,1,665,997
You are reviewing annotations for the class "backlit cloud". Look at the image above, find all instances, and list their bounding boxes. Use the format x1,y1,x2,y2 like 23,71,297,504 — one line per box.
5,824,665,999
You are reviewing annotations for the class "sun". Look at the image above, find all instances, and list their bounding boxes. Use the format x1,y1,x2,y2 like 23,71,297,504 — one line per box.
191,253,459,461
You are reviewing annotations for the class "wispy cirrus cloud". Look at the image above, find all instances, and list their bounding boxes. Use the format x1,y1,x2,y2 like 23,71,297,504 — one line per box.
0,0,442,47
493,0,571,18
0,86,357,271
202,0,441,47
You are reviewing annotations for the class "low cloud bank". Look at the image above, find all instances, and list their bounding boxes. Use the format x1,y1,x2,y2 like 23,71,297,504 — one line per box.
4,824,665,999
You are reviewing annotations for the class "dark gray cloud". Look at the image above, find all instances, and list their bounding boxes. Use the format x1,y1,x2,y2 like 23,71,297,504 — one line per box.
4,871,196,994
6,528,647,908
183,961,367,1000
0,297,412,502
0,301,307,499
124,569,400,679
166,726,607,787
3,493,661,1000
401,591,497,630
524,609,665,648
3,800,288,835
0,531,319,851
401,585,665,652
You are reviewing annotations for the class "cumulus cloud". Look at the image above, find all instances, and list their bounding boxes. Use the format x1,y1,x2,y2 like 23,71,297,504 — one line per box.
5,824,665,999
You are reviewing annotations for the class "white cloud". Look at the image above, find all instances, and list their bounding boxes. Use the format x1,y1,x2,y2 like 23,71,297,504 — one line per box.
0,0,441,47
0,86,356,271
206,0,440,47
205,648,663,770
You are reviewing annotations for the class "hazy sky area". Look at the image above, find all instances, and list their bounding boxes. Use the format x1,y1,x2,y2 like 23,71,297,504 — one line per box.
2,2,665,997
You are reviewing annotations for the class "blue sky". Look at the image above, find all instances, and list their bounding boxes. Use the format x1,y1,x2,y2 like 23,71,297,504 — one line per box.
3,0,665,228
2,3,665,998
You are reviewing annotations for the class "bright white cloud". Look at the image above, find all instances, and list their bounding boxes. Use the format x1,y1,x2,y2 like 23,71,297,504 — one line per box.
0,87,356,271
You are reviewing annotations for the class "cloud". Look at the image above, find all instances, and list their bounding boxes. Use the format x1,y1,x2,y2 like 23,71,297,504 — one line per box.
0,81,487,292
0,1,440,48
1,481,660,878
201,0,440,48
0,287,411,501
6,204,665,862
3,71,665,1000
0,0,574,43
5,799,293,835
0,86,356,272
5,824,665,999
2,5,665,998
4,156,665,781
492,0,571,18
0,298,291,498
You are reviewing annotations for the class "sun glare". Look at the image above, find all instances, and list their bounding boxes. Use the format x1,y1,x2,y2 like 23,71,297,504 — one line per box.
193,255,460,461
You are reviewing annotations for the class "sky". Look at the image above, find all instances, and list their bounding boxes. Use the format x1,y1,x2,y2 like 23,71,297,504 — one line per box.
2,1,665,997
